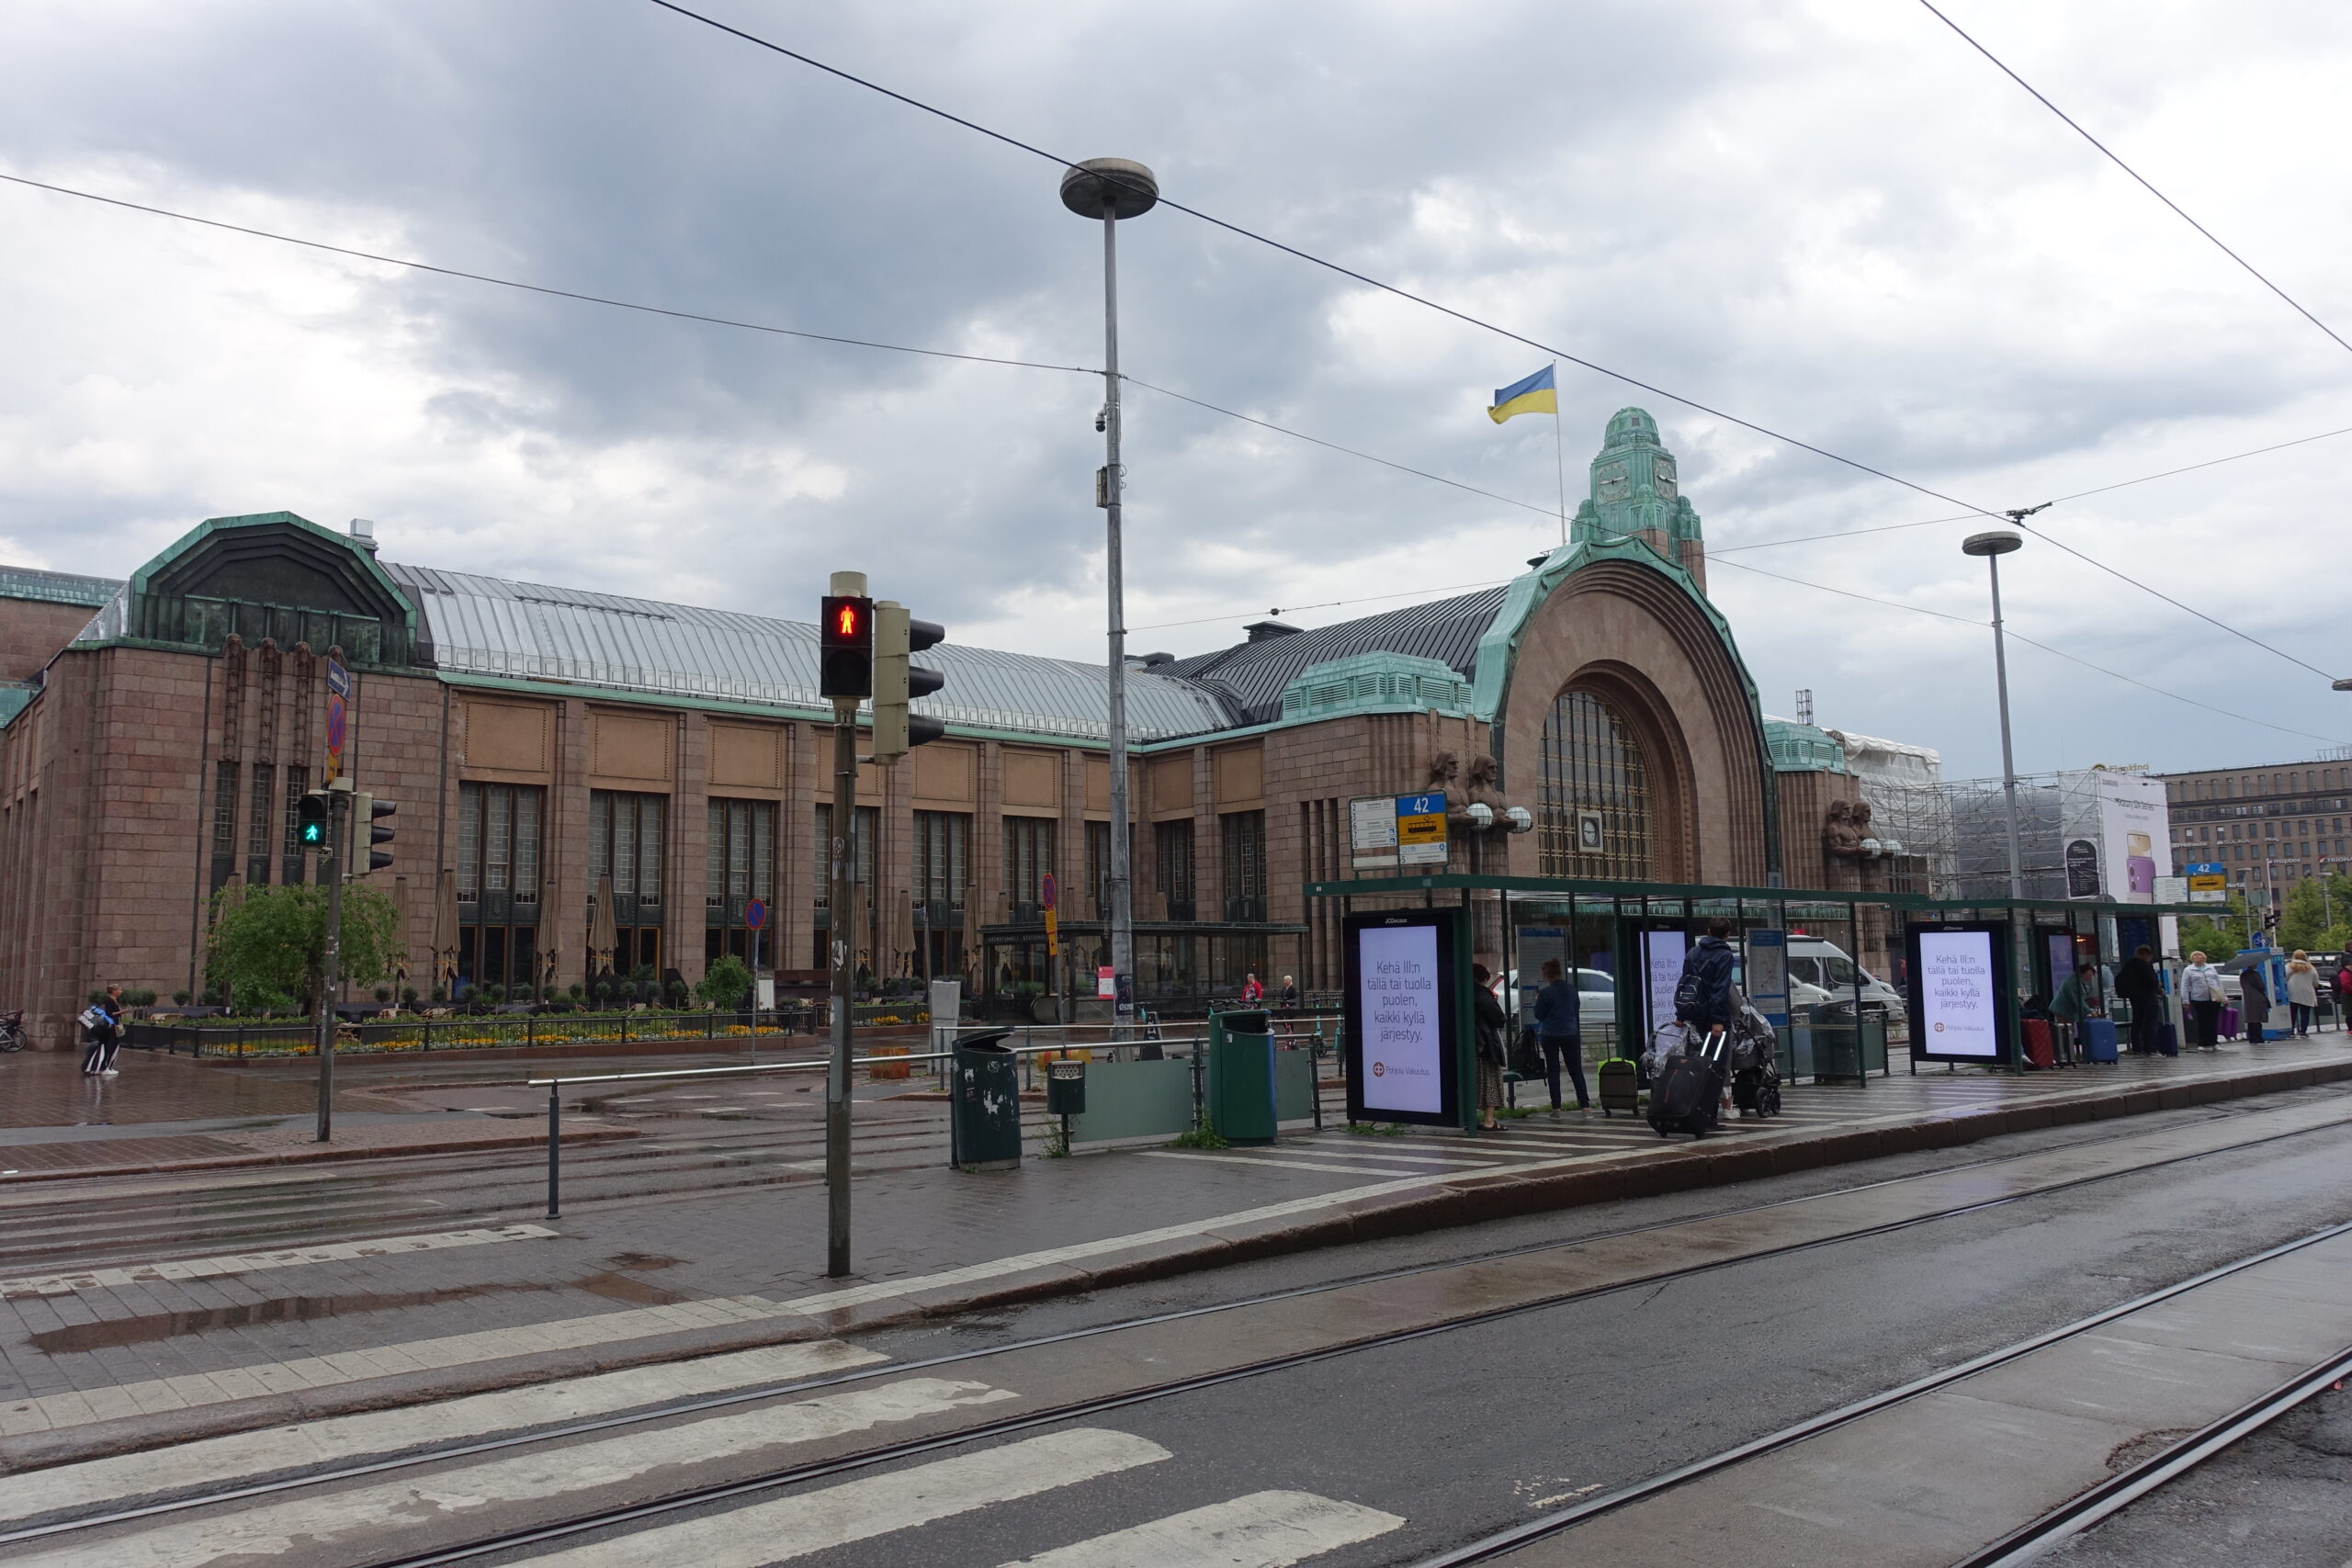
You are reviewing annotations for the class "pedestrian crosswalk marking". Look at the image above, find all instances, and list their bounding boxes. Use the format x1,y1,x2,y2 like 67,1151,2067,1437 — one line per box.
0,1224,556,1302
0,1339,885,1526
511,1427,1172,1566
1000,1488,1406,1567
1,1377,1019,1568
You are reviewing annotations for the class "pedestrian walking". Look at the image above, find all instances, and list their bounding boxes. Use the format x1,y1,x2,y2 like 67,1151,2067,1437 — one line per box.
2334,958,2352,1032
1278,975,1299,1010
2285,951,2319,1037
1472,963,1510,1131
1674,919,1739,1113
2180,951,2225,1050
1532,958,1589,1113
79,984,125,1076
2240,961,2269,1043
2114,945,2163,1054
1239,973,1264,1007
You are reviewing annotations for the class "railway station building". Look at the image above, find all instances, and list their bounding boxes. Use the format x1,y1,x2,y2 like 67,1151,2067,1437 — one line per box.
0,408,1890,1046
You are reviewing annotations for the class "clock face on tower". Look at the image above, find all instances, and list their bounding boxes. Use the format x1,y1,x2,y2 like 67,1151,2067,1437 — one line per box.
1653,460,1677,501
1595,461,1629,502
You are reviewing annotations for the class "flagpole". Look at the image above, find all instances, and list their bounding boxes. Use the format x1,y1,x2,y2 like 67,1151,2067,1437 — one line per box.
1550,365,1567,547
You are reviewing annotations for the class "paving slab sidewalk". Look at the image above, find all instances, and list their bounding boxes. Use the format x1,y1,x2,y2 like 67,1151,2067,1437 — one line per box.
2,1040,2348,1468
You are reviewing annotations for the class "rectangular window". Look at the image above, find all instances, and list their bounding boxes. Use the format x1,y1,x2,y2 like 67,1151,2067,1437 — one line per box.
246,763,276,885
1003,817,1056,915
212,761,239,863
1156,818,1195,918
707,799,778,909
911,810,970,910
590,791,666,904
1220,809,1266,921
1086,820,1111,914
280,765,309,884
458,783,545,904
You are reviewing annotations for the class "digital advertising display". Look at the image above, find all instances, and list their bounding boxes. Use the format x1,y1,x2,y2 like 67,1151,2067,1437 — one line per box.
1906,923,2012,1065
1343,908,1465,1128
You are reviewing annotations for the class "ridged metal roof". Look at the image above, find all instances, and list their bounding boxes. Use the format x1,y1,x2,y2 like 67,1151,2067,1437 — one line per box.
384,563,1238,744
1160,587,1510,724
0,564,122,608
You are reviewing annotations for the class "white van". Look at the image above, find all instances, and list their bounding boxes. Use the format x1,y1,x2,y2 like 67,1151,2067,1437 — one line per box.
1783,938,1905,1021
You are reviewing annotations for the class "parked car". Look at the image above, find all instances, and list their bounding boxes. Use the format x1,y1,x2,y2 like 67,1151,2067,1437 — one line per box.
1509,965,1619,1043
1784,938,1906,1023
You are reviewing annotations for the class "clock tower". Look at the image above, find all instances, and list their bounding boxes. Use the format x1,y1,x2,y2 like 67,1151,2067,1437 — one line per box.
1568,407,1707,592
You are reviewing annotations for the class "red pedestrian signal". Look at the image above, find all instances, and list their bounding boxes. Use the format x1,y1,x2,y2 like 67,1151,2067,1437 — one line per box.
820,592,875,699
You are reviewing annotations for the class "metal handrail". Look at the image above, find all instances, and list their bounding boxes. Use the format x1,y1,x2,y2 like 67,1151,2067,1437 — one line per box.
534,1023,1335,1218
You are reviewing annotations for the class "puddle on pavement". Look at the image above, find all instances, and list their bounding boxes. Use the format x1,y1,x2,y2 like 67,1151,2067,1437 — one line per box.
31,1268,688,1353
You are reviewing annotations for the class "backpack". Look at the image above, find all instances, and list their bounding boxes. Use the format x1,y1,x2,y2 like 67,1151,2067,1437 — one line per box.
77,1004,108,1032
1674,941,1735,1025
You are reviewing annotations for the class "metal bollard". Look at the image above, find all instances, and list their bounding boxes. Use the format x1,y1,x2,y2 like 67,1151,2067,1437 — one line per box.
546,1083,561,1219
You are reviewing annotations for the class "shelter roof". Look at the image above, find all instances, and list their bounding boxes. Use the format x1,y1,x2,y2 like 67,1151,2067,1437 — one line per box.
1158,587,1510,725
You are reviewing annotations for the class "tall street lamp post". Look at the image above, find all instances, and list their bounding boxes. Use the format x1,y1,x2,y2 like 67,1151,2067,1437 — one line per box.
1060,157,1157,1034
1962,529,2028,899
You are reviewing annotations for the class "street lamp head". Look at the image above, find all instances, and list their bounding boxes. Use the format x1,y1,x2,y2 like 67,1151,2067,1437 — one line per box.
1962,530,2024,558
1059,158,1159,220
2332,677,2352,692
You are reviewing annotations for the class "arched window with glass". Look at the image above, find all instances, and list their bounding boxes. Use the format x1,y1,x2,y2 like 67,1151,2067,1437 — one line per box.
1538,688,1653,879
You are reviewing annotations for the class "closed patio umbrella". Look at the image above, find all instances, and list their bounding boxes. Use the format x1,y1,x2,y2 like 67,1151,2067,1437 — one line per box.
433,869,459,994
588,874,618,979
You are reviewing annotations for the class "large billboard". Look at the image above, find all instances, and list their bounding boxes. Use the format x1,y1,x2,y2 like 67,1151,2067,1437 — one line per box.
1905,923,2012,1066
2098,771,2172,903
1343,908,1467,1128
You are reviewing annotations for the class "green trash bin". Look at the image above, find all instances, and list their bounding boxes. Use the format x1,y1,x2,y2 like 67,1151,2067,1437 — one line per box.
950,1031,1022,1170
1208,1008,1277,1145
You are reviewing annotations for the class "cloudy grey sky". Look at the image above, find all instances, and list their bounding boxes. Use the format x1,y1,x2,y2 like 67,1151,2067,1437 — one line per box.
2,0,2346,779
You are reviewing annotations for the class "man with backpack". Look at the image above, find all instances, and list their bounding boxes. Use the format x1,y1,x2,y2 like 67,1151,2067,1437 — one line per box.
80,985,125,1077
1675,919,1738,1039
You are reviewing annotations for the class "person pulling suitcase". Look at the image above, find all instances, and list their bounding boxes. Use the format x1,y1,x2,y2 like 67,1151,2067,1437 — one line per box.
79,985,125,1077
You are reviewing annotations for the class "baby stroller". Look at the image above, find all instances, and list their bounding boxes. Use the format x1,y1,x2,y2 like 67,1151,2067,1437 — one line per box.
1726,990,1781,1119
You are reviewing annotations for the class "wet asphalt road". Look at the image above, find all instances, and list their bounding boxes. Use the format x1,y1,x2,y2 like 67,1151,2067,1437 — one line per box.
509,1103,2352,1567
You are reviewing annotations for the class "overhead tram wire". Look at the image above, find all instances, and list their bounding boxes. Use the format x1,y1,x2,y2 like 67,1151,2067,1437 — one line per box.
1914,0,2352,359
642,0,2350,687
0,172,1097,378
13,160,2344,682
1707,556,2346,746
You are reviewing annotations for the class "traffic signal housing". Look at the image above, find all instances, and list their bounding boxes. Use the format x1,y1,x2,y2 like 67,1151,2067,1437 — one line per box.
351,793,397,874
872,602,947,763
820,592,874,700
297,790,331,850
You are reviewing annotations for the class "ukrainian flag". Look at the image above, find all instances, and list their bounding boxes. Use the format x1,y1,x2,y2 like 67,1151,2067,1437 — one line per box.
1487,365,1557,423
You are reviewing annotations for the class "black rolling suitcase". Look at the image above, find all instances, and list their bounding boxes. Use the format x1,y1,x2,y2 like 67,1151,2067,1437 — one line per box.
1647,1031,1725,1139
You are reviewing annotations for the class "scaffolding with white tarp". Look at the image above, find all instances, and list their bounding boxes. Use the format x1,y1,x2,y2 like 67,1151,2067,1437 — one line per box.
1826,729,1955,898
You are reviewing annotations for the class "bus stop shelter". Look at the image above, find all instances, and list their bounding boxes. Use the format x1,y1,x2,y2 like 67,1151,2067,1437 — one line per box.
1306,871,2208,1086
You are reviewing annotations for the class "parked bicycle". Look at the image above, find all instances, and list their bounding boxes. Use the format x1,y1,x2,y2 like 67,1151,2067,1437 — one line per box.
0,1010,25,1053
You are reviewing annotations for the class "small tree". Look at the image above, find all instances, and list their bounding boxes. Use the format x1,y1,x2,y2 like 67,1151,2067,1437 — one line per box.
697,955,752,1009
2177,894,2255,961
205,883,402,1015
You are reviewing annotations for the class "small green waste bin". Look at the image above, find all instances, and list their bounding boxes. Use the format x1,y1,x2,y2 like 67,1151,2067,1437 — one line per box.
1207,1008,1278,1145
951,1031,1022,1170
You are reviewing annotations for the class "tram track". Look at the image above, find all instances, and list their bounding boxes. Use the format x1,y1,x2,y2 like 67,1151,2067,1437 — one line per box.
6,1090,2350,1562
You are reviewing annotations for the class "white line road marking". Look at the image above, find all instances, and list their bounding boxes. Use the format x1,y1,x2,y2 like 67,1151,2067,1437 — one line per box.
1227,1146,1509,1169
4,1377,1018,1568
0,1224,556,1301
514,1427,1171,1567
1139,1152,1460,1179
0,1340,886,1525
1001,1489,1407,1567
0,1294,811,1438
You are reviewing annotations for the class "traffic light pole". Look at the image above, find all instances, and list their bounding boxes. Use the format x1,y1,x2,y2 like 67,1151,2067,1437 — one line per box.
315,785,347,1142
826,696,859,1277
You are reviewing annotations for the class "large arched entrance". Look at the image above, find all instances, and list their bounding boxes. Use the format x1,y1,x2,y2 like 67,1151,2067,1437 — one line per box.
1538,686,1657,878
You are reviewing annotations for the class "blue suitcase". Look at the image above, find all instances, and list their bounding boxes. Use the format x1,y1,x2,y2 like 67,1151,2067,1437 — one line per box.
2154,1021,2178,1057
2083,1018,2120,1064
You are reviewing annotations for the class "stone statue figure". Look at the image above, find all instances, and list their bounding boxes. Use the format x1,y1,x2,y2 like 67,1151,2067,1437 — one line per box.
1850,799,1885,892
1822,799,1862,891
1465,753,1499,795
1426,750,1461,791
